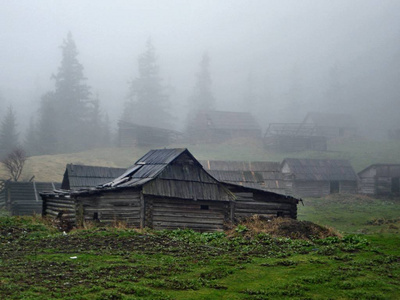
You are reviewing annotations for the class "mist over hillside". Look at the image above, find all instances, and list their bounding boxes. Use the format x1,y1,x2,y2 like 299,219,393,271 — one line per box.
1,0,400,153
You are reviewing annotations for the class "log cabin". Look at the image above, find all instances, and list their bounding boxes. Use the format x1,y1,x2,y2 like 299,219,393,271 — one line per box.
41,149,299,231
186,110,262,143
302,112,358,139
200,160,287,194
281,158,358,197
358,164,400,195
118,120,181,147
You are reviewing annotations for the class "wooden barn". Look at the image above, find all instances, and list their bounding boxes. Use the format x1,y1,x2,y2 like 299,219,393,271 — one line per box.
118,120,181,147
281,158,358,197
41,148,299,231
200,160,287,194
302,112,358,139
61,164,126,190
358,164,400,195
0,181,60,216
186,110,261,143
263,123,327,152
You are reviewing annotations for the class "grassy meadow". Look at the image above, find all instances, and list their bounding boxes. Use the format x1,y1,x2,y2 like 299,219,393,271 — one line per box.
1,138,400,299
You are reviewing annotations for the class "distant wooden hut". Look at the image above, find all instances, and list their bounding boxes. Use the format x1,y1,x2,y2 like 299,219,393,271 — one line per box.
61,164,126,190
186,110,261,143
302,112,358,139
118,120,181,147
200,160,287,194
281,158,358,197
0,181,60,216
358,164,400,195
263,123,327,152
42,149,299,231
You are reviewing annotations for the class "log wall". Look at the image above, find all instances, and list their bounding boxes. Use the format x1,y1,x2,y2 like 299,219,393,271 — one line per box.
233,191,297,220
77,190,142,227
42,196,76,224
148,197,229,232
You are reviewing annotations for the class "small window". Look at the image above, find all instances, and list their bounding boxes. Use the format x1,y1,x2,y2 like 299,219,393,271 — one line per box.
277,211,284,217
93,212,99,220
200,205,209,210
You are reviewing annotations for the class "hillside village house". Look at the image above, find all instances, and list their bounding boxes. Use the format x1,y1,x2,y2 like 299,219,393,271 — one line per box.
263,123,327,152
118,120,181,147
200,160,286,195
358,164,400,195
301,112,358,139
186,110,262,143
281,158,358,197
41,148,299,231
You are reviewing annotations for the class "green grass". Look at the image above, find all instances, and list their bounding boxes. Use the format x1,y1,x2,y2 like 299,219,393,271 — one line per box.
1,198,400,300
298,194,400,234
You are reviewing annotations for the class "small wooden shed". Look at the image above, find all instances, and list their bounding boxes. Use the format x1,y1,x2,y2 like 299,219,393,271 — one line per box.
302,112,358,139
200,160,287,194
358,164,400,195
118,120,181,147
42,148,299,231
61,164,126,190
186,110,261,143
281,158,358,197
0,181,60,216
263,123,327,152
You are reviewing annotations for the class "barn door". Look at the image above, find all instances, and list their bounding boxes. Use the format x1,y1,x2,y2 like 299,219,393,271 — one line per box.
392,177,400,194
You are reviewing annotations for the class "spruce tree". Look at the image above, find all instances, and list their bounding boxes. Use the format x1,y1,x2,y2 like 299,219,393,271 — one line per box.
38,32,94,153
189,52,215,112
124,39,170,128
0,106,19,157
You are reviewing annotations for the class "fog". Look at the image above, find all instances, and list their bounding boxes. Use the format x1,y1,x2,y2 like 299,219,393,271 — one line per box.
1,0,400,138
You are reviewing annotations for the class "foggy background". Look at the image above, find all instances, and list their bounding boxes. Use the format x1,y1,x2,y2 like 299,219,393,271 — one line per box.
1,0,400,140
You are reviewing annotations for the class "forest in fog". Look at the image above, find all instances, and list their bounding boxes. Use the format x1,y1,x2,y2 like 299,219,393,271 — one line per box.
1,0,400,156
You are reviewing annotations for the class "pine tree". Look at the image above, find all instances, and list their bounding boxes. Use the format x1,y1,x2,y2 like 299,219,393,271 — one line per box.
24,117,40,156
0,106,19,157
124,39,170,128
189,52,215,111
37,92,59,154
38,32,93,153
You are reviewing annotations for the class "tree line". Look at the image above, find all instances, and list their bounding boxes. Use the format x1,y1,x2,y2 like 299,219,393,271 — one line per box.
0,33,215,159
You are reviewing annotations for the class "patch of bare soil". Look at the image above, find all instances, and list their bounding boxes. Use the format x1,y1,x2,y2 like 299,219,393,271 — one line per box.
228,216,341,240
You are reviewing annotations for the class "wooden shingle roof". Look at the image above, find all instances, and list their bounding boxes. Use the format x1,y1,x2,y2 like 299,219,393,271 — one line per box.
282,158,358,181
200,160,285,192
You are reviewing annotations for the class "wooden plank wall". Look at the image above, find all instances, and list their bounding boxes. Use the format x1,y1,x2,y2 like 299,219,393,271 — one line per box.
149,197,228,232
43,196,76,224
234,192,297,220
358,178,376,194
340,181,358,194
78,190,141,227
292,181,329,197
376,177,393,195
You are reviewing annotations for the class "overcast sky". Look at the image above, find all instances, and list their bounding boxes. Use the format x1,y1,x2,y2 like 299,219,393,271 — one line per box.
1,0,399,132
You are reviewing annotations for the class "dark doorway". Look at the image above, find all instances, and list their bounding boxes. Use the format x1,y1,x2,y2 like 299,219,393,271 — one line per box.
392,177,400,194
330,181,340,194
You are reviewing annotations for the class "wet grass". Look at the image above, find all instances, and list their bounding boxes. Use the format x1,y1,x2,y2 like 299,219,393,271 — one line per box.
1,216,399,299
